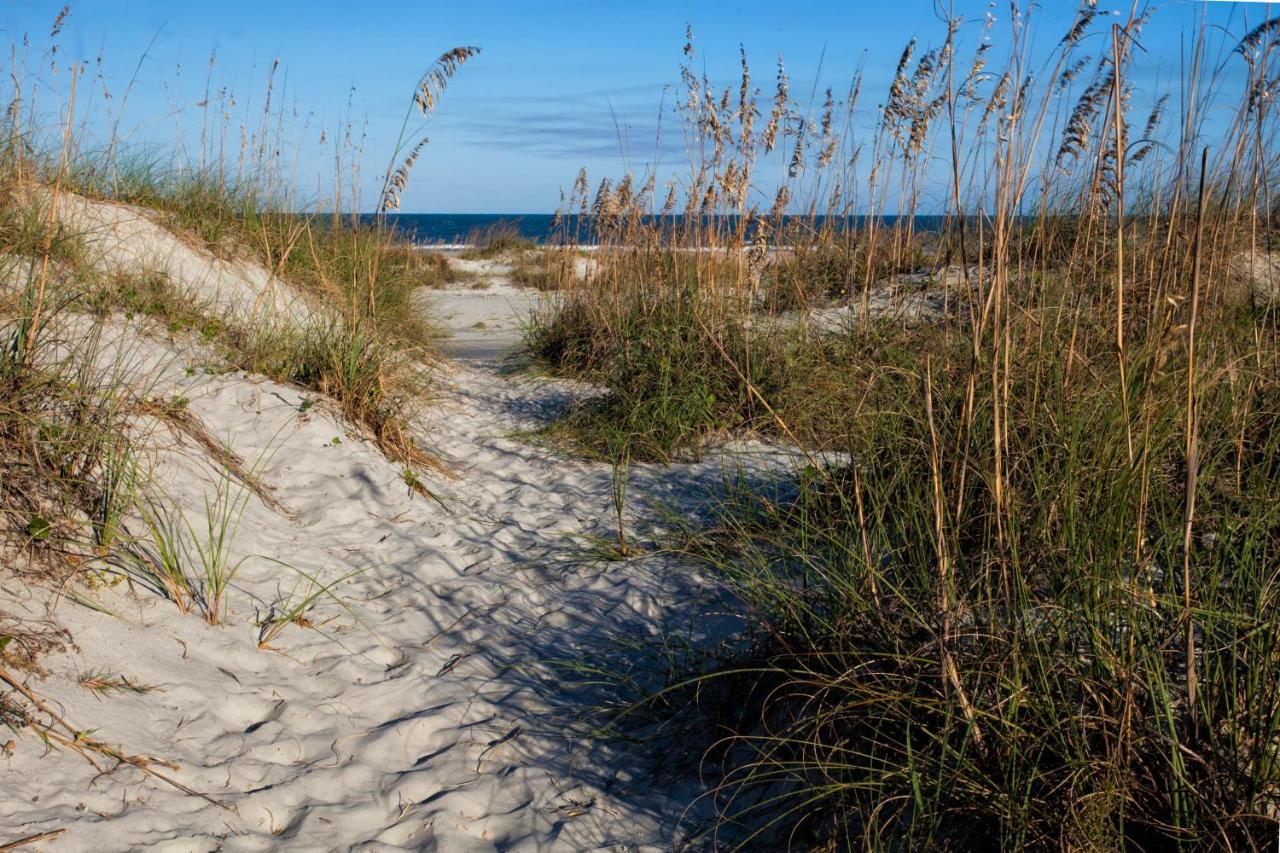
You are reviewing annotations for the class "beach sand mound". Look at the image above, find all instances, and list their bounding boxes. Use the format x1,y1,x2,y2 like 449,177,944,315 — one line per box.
32,187,320,328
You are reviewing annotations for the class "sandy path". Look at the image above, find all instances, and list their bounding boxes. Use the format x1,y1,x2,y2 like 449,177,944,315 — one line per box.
416,285,545,362
1,313,785,850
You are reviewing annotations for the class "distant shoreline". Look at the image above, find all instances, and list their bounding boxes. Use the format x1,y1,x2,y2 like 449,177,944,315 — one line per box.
374,212,952,247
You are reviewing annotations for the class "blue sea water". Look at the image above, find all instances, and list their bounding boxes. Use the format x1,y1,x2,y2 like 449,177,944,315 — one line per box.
380,214,559,246
377,213,948,246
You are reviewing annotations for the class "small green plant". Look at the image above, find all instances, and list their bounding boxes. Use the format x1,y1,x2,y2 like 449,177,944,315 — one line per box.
89,440,144,555
112,473,252,625
255,565,366,649
26,515,51,543
609,446,632,558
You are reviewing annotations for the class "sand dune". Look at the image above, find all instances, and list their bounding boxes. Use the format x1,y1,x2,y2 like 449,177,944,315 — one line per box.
35,187,321,327
0,204,788,849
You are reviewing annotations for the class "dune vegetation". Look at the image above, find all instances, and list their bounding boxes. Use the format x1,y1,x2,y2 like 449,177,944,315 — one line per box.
524,6,1280,849
1,1,1279,850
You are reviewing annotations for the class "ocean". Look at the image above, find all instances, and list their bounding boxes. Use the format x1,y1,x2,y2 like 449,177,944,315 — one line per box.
379,214,559,246
377,213,949,247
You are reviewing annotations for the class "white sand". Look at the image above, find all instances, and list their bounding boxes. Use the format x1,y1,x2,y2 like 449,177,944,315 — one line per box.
33,187,321,327
417,283,545,362
1,203,792,849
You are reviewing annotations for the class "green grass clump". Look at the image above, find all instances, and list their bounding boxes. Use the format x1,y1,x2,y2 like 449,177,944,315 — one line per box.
526,262,917,460
0,175,141,567
527,281,750,461
115,474,250,625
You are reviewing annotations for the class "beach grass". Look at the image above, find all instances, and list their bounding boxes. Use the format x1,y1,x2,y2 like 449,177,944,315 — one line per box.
526,6,1280,848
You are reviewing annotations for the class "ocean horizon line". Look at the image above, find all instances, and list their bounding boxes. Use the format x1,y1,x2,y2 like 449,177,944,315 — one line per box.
365,212,952,246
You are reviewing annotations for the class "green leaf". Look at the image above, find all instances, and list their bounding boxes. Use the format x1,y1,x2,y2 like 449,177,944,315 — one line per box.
27,515,51,542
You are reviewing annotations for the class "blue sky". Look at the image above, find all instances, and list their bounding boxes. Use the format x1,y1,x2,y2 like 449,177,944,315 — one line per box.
0,0,1269,212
